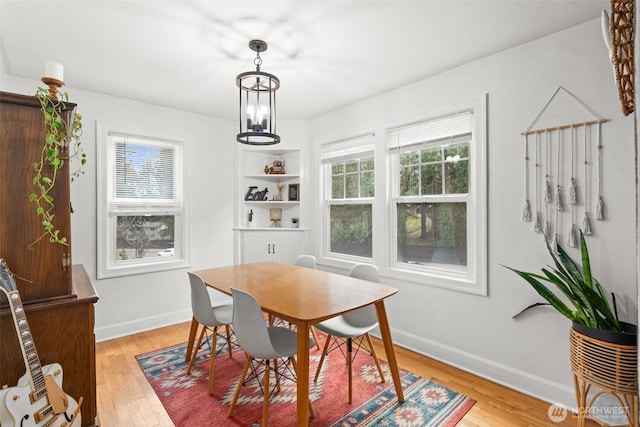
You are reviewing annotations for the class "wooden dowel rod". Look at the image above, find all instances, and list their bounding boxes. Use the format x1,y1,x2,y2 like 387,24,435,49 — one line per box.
521,118,609,136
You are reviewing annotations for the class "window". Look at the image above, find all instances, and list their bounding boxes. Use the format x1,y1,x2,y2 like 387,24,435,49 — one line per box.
322,134,375,258
388,98,487,294
97,125,188,278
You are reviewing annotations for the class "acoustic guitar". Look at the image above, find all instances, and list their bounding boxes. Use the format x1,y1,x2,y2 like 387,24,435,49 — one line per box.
0,258,82,426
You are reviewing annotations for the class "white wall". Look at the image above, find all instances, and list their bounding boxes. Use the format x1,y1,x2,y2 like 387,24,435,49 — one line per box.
308,18,637,409
1,74,237,340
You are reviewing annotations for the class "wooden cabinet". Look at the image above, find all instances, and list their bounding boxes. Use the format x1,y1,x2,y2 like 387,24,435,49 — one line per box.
237,229,307,264
0,92,73,303
0,92,98,426
0,266,98,426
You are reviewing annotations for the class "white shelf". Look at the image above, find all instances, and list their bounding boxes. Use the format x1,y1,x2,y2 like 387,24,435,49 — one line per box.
245,201,298,206
234,227,308,231
246,174,299,180
240,147,301,229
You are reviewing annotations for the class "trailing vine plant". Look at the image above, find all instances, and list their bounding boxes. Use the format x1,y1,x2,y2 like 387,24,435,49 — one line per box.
30,86,86,246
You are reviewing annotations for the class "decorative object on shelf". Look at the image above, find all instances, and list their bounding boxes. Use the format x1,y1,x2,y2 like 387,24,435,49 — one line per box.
264,165,270,174
521,87,609,245
32,84,85,246
269,159,285,174
288,183,300,201
269,208,282,227
274,183,285,201
602,1,634,116
291,217,299,228
247,209,254,227
245,186,269,201
236,39,280,145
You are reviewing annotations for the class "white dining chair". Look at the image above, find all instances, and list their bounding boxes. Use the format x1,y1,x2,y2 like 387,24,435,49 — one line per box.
312,263,386,403
227,288,314,426
293,254,316,269
186,272,234,395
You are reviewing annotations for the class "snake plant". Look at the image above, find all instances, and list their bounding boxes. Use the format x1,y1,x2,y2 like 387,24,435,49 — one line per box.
505,230,622,332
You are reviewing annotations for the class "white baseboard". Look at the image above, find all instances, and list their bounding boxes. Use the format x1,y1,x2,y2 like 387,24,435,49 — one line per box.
386,327,576,409
95,309,192,343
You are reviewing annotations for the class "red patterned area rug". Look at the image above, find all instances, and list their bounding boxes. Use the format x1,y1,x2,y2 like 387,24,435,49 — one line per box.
136,335,475,427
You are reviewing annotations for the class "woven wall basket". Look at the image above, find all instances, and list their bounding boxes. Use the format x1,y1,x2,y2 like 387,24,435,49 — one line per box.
609,0,634,116
569,327,638,426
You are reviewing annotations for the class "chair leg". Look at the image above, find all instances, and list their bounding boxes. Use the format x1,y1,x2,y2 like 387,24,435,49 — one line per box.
187,325,206,375
228,356,252,417
310,326,320,351
274,358,281,393
347,338,353,404
225,325,233,358
365,333,386,383
207,327,219,395
314,334,332,382
263,359,270,427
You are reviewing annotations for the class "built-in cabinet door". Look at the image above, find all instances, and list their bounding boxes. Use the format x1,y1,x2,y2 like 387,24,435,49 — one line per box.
240,231,273,264
271,231,303,264
239,230,305,264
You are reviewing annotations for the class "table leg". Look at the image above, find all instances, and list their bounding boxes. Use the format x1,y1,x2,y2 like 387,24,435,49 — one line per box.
375,301,405,402
296,321,310,427
185,316,199,363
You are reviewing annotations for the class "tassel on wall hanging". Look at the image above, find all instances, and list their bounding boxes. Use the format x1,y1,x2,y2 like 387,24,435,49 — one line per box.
521,87,608,241
522,133,531,221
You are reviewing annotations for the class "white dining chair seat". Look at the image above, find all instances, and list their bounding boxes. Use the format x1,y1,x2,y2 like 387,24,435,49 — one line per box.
313,315,375,338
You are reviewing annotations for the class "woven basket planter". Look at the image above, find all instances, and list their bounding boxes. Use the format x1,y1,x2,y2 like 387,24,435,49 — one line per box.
609,0,634,116
569,326,638,426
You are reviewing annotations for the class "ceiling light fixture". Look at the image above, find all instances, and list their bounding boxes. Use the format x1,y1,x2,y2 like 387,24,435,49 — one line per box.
236,40,280,145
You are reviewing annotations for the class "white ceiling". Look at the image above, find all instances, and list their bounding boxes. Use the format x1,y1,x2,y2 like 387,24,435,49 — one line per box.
0,0,608,120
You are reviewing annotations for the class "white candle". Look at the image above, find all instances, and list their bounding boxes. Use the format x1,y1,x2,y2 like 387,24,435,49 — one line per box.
44,61,64,82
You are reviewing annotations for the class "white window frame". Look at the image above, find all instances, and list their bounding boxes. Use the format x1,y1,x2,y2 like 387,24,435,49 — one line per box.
321,134,375,262
96,124,189,279
387,96,487,295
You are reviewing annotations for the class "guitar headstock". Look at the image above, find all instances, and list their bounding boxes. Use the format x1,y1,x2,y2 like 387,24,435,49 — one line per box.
0,258,17,295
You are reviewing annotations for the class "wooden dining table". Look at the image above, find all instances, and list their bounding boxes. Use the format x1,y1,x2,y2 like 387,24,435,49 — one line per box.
188,261,404,426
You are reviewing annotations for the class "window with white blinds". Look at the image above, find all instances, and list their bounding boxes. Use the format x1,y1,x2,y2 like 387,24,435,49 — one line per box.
322,133,375,259
386,98,487,295
113,136,176,200
387,110,472,151
321,133,374,163
97,125,187,279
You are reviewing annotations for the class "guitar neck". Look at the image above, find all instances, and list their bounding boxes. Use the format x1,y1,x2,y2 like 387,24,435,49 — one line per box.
5,289,47,398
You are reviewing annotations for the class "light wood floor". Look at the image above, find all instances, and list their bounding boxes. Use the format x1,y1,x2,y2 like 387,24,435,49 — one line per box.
96,321,597,427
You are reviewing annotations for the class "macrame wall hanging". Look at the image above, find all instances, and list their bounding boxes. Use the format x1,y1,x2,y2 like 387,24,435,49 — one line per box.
521,87,609,246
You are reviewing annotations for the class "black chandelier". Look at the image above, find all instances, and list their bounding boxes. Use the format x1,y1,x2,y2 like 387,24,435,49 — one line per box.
236,40,280,145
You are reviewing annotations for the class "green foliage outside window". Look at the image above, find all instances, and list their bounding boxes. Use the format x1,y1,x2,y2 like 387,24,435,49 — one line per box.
400,142,469,197
329,156,374,257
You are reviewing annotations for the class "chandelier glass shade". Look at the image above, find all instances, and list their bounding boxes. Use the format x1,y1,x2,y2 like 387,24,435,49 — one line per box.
236,40,280,145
